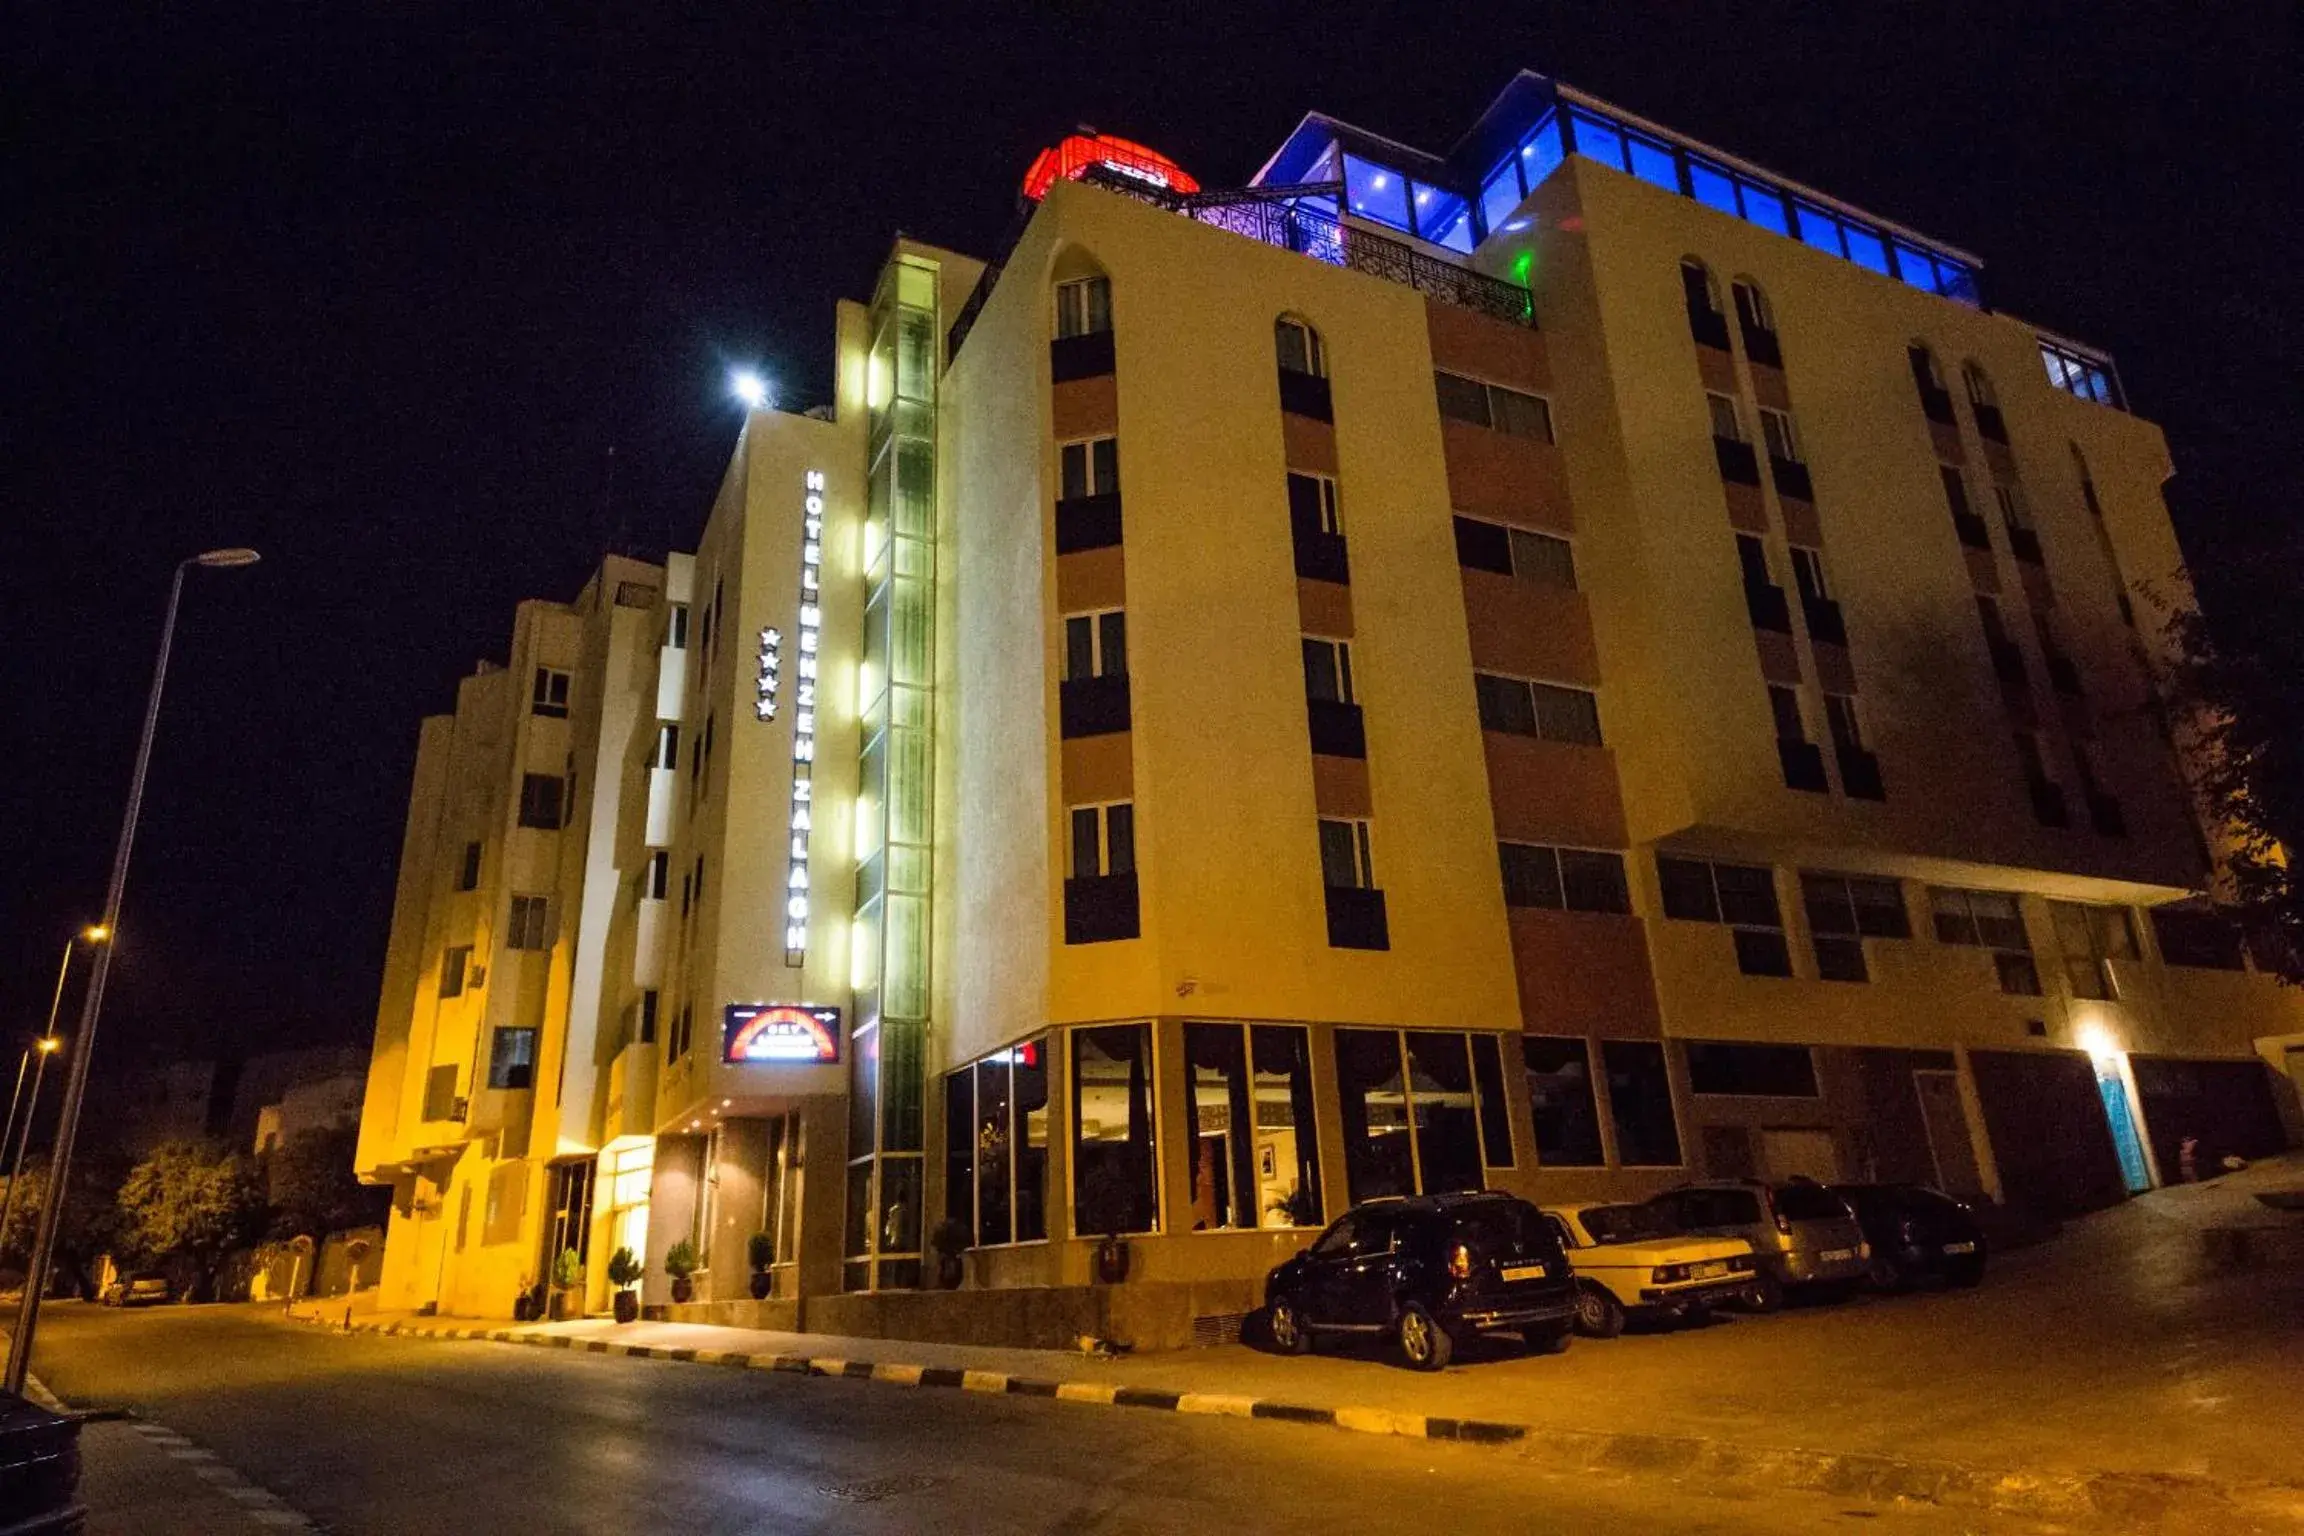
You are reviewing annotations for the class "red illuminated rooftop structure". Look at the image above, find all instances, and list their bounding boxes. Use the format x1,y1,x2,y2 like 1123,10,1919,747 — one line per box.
1022,131,1200,201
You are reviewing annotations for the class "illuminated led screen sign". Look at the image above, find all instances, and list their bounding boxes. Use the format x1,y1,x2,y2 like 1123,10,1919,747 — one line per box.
1021,133,1200,201
723,1003,842,1066
783,469,824,966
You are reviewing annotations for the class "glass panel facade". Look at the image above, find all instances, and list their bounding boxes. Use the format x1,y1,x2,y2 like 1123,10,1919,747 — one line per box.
1072,1024,1159,1236
1524,1037,1604,1165
1603,1040,1682,1166
1184,1022,1322,1231
1343,154,1411,230
1688,157,1739,216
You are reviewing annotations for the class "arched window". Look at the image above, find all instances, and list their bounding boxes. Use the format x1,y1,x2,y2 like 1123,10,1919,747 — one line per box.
1680,259,1729,349
1907,343,1953,424
1049,250,1114,383
1276,315,1326,378
1730,278,1780,366
1963,362,2007,442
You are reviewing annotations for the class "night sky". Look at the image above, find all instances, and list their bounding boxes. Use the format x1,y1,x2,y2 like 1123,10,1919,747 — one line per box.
7,4,2299,1074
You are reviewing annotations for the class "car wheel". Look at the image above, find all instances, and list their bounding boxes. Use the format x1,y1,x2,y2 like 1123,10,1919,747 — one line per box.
1867,1250,1908,1291
1573,1283,1626,1339
1680,1302,1713,1329
1266,1297,1312,1356
1742,1274,1786,1313
1396,1303,1453,1371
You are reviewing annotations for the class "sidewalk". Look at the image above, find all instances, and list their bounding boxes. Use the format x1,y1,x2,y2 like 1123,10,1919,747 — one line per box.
291,1157,2304,1530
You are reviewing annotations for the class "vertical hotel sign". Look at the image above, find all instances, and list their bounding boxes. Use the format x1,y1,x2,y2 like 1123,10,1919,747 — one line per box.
782,470,825,965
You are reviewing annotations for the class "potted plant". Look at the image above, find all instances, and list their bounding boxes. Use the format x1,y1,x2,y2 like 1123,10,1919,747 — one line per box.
548,1247,583,1320
746,1232,775,1300
512,1278,540,1323
664,1239,701,1304
930,1218,971,1290
606,1246,643,1324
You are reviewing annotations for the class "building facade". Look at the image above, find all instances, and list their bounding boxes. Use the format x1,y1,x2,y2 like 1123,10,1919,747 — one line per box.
355,71,2304,1340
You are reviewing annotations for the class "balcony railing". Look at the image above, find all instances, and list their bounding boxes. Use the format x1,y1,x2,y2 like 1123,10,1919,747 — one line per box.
1278,367,1333,422
1973,403,2008,444
1324,885,1390,950
1059,673,1132,738
1064,872,1140,945
1769,455,1814,504
1306,697,1366,759
1714,437,1762,487
1687,304,1731,352
1055,492,1123,554
1743,325,1784,371
1916,381,1956,425
2008,526,2044,565
1987,637,2028,683
1293,523,1351,585
2029,778,2071,828
1051,330,1116,383
1837,744,1886,801
2045,651,2083,697
1744,580,1793,635
1802,594,1848,647
1953,509,1992,550
1778,737,1830,793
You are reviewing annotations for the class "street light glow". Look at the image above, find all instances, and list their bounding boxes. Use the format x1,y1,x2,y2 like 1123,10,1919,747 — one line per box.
731,370,770,410
82,925,109,943
193,547,262,568
35,1039,58,1055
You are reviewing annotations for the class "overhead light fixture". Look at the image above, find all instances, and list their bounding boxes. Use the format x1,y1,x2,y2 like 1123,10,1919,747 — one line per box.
732,370,770,410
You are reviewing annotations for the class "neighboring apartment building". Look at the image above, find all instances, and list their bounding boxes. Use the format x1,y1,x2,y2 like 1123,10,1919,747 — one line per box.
356,71,2304,1337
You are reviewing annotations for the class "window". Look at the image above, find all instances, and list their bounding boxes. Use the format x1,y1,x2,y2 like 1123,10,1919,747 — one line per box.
2151,905,2246,971
1767,685,1807,744
1054,276,1112,339
517,773,566,830
1800,872,1909,983
1318,817,1375,890
1929,886,2040,994
1286,472,1343,536
1789,547,1830,606
1822,694,1865,755
692,853,706,911
456,841,481,892
1603,1040,1682,1166
1941,465,1982,536
1499,843,1630,915
1681,260,1729,349
1474,673,1603,746
2040,340,2119,409
1963,362,1998,408
531,667,570,718
645,850,669,900
653,724,678,772
1686,1041,1819,1097
488,1026,538,1091
949,1038,1049,1247
666,603,689,650
638,989,658,1044
1732,279,1775,336
1994,483,2033,534
1072,1023,1159,1236
1059,436,1119,498
1758,407,1801,464
1300,637,1354,704
1334,1029,1506,1203
1450,517,1576,588
1275,316,1325,377
1184,1022,1323,1231
1067,801,1135,881
1523,1037,1604,1166
1434,371,1554,442
506,894,551,951
2050,901,2138,1001
1343,154,1411,229
1705,391,1743,442
1657,855,1791,976
440,945,471,999
1063,610,1127,682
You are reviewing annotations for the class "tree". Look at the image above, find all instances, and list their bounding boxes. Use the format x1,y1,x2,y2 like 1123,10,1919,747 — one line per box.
116,1140,266,1298
0,1152,126,1298
2159,536,2304,980
263,1126,388,1241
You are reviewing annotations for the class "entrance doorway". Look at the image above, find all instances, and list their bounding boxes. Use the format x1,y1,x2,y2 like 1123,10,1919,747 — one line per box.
1912,1070,1984,1196
2091,1058,2153,1194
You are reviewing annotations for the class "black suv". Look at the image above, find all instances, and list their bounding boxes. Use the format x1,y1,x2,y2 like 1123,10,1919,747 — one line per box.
1263,1192,1577,1369
1831,1183,1987,1290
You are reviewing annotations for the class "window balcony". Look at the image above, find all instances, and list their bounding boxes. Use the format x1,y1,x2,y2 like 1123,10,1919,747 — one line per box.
2008,526,2044,565
1953,509,1992,550
1714,437,1762,487
1306,697,1366,759
1064,872,1140,945
2029,779,2070,828
1277,367,1333,423
1777,737,1829,793
1050,330,1115,383
1802,595,1847,647
1743,326,1783,371
1768,455,1813,504
1687,304,1731,352
1836,744,1886,801
1324,885,1389,950
1744,580,1793,635
2087,790,2127,837
1055,492,1123,554
1916,381,1956,425
1292,523,1351,585
1973,403,2008,443
2045,652,2083,698
1059,673,1132,738
1987,637,2028,683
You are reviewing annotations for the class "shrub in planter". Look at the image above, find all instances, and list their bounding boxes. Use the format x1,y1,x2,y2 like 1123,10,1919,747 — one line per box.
548,1247,584,1320
746,1231,774,1300
606,1246,643,1324
929,1218,971,1290
664,1239,701,1304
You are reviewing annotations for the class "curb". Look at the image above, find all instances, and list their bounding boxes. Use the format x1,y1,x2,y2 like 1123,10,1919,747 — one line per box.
299,1312,2304,1531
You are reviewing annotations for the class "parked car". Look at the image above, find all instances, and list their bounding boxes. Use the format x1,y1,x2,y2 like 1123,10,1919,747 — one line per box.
1831,1183,1987,1290
1264,1192,1578,1369
1542,1201,1758,1337
0,1387,83,1534
98,1272,170,1308
1646,1179,1868,1309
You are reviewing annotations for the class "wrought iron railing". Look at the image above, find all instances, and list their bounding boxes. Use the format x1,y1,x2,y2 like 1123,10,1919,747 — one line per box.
947,169,1535,363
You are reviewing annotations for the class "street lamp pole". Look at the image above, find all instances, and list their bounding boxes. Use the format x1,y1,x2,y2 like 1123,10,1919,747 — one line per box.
4,549,258,1392
0,1038,62,1264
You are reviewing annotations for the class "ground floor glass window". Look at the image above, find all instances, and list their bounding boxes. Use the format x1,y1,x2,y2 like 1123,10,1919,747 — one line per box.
1524,1036,1604,1165
1334,1029,1513,1205
1073,1024,1158,1236
1603,1040,1682,1166
1184,1022,1323,1231
944,1039,1048,1247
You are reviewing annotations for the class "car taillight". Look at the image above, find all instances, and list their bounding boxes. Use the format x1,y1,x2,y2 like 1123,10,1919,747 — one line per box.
1651,1263,1689,1284
1448,1242,1473,1280
1774,1210,1795,1236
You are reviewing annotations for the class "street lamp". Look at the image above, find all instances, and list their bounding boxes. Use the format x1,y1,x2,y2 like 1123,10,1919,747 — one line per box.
5,549,258,1391
0,1035,63,1263
0,926,99,1229
731,370,770,411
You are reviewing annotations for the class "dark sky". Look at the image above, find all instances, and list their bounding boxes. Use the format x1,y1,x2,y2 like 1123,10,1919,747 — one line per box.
7,3,2299,1070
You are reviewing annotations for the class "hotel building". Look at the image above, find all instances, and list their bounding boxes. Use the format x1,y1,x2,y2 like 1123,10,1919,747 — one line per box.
355,71,2304,1341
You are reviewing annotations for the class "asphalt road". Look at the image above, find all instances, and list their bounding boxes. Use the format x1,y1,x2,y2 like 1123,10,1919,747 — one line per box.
33,1304,2061,1536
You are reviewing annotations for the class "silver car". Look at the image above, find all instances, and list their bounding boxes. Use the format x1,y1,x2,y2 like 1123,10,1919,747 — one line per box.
1647,1180,1868,1309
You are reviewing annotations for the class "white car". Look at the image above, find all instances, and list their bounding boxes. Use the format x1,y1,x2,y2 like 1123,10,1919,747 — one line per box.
1543,1201,1758,1337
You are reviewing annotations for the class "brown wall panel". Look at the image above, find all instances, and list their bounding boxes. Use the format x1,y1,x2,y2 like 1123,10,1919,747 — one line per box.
1812,640,1858,696
1460,572,1600,688
1964,546,2001,595
1508,907,1661,1038
1723,481,1769,533
1755,628,1803,685
1062,730,1134,804
2019,562,2055,610
1929,421,1966,465
1311,753,1372,818
1443,422,1574,533
1696,346,1738,396
1781,497,1823,547
1750,365,1791,412
1484,734,1628,848
1051,375,1118,441
1281,413,1338,476
1056,548,1126,613
1426,302,1553,392
1296,577,1353,639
